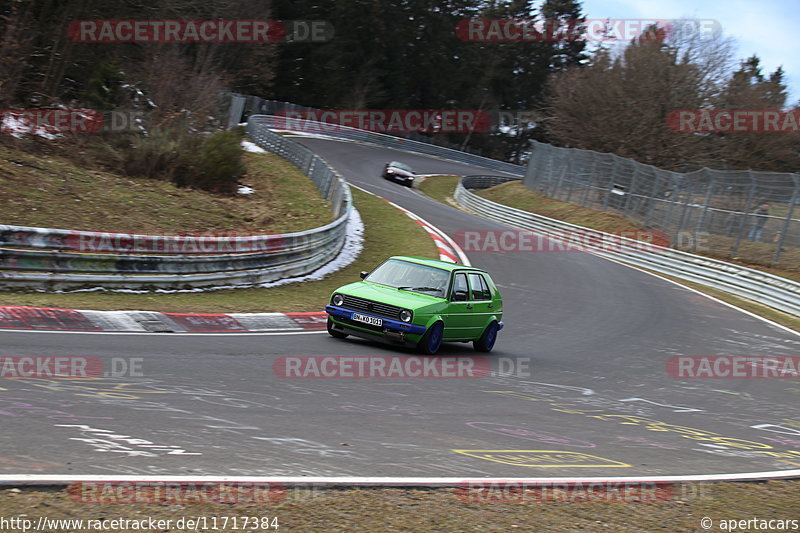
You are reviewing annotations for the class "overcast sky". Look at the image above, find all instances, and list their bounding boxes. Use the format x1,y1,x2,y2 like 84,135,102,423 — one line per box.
576,0,799,105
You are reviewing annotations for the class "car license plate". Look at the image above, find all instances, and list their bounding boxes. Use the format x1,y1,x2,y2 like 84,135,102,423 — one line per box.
352,313,382,327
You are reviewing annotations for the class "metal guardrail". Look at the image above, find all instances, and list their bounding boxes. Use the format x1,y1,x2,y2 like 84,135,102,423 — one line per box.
232,94,516,159
455,177,800,317
251,114,525,176
462,175,521,190
0,125,352,291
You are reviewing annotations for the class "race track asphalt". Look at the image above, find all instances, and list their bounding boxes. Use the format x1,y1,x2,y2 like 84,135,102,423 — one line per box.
1,137,799,479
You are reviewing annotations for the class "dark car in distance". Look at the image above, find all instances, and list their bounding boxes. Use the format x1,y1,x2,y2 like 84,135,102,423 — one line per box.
382,161,415,186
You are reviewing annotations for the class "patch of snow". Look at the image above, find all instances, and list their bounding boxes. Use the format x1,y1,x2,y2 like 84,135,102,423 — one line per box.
1,112,63,139
237,185,255,195
268,129,339,140
241,140,267,153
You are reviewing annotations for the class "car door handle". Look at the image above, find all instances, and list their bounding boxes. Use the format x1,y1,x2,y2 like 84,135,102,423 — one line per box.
466,304,473,309
488,304,494,308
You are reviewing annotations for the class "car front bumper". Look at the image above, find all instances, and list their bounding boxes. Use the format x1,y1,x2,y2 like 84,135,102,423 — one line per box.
384,173,414,185
326,305,426,345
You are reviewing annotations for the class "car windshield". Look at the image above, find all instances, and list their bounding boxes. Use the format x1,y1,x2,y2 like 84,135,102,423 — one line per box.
365,259,448,296
388,161,413,173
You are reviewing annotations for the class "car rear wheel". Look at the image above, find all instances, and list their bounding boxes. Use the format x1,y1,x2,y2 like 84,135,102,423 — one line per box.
327,318,348,339
417,321,443,355
473,321,498,352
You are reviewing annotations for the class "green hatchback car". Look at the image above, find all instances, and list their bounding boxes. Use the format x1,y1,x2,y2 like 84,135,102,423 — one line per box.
325,256,503,354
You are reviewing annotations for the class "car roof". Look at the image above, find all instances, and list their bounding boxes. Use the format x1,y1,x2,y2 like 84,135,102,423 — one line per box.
388,256,486,273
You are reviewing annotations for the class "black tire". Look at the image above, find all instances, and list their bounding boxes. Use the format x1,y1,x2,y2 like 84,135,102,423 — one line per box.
473,321,499,353
327,318,348,339
417,321,444,355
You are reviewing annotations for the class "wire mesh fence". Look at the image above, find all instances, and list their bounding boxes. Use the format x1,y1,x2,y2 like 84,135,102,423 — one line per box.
523,141,800,271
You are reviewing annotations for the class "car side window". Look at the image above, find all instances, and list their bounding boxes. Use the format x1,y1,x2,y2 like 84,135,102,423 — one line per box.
468,273,491,300
452,273,468,301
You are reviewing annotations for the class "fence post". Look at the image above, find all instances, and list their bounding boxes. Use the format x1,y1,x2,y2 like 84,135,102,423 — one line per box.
732,172,756,259
772,189,798,265
553,154,568,199
523,142,537,190
623,161,637,218
544,145,557,194
694,173,714,252
601,155,618,212
564,159,577,204
674,181,694,250
580,155,597,208
643,170,661,228
663,174,680,238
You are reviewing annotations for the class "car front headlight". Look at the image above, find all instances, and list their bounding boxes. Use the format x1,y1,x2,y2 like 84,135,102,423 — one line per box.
399,309,412,322
332,293,344,306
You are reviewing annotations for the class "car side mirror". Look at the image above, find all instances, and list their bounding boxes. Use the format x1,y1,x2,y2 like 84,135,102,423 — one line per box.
453,290,468,301
360,271,369,279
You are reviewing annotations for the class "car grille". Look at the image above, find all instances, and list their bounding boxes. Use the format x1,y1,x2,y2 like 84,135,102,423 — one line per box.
341,295,403,321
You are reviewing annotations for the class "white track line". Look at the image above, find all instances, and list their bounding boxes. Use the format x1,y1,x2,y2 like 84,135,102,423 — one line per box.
0,329,327,336
599,255,800,338
3,469,799,485
350,184,470,265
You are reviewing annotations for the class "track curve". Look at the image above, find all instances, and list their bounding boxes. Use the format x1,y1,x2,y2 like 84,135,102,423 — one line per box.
1,136,799,480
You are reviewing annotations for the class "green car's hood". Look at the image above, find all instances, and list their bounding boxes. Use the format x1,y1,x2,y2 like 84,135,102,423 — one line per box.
337,281,445,309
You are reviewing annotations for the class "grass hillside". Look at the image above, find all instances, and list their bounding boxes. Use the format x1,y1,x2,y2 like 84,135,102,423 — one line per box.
0,144,331,234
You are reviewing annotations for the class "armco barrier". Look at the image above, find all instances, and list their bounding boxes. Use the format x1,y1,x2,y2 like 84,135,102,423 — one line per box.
0,125,352,291
455,176,800,317
249,114,525,176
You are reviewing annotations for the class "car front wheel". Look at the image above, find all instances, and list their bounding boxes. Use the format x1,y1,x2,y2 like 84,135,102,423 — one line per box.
473,321,499,352
417,321,444,355
327,318,348,339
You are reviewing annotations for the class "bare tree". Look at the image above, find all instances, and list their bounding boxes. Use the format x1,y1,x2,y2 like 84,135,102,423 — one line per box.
665,19,736,102
0,0,36,105
136,46,229,130
544,28,707,169
711,57,799,172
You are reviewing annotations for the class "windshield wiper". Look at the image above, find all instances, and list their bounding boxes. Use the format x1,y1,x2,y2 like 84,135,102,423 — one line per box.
397,286,443,293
